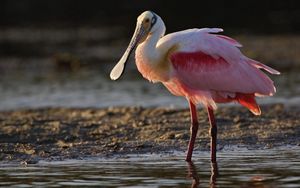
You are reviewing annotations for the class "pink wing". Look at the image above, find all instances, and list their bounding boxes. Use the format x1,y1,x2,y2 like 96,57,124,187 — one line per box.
166,29,279,97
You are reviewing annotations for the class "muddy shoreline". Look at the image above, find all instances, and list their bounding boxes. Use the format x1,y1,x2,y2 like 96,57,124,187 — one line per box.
0,104,299,164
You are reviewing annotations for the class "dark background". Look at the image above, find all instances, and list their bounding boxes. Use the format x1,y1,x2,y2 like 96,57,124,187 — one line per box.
0,0,299,110
0,0,299,34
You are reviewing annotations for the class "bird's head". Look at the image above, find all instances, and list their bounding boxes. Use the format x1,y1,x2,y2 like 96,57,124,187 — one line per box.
110,11,165,80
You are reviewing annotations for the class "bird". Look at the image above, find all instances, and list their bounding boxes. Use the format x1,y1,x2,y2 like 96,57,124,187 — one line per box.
110,11,280,163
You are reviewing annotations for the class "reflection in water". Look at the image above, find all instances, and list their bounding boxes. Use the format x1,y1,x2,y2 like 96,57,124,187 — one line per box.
210,162,218,188
0,147,299,187
187,162,200,188
187,162,219,188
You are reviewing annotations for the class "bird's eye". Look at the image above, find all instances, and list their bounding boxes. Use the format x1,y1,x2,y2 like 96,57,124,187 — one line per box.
145,18,150,23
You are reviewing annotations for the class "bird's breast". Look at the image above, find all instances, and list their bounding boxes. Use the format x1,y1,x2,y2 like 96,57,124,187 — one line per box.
135,46,172,83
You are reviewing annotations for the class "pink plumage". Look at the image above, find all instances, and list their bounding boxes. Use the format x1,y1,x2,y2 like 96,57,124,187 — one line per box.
111,11,280,162
154,28,280,115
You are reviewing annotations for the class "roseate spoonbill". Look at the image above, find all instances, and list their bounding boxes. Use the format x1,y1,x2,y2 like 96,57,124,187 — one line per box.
110,11,280,162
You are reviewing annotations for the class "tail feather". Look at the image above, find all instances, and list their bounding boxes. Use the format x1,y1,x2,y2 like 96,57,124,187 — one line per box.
235,93,261,115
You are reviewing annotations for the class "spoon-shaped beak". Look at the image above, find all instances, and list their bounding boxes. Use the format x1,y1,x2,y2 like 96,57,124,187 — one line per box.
110,24,145,80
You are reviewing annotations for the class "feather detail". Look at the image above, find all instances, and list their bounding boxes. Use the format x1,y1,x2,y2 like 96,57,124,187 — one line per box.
246,58,280,75
235,93,261,115
214,35,243,47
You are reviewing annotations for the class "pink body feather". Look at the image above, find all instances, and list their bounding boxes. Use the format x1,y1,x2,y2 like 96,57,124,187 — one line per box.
136,28,279,115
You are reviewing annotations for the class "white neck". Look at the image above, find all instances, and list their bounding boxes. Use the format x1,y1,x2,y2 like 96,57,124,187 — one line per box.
138,22,166,64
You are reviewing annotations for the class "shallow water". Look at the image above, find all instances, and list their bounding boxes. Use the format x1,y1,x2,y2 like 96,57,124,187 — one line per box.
0,66,299,110
0,28,300,110
0,147,299,187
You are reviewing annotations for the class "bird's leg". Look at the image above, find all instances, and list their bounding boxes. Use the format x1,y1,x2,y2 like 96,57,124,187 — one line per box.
186,100,199,162
207,106,217,163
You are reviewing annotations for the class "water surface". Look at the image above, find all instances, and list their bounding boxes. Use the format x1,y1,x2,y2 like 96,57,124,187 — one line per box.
0,147,299,187
1,66,299,110
0,28,299,110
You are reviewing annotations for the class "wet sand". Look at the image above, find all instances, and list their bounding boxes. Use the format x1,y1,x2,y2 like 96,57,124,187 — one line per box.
0,104,299,164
